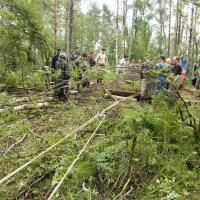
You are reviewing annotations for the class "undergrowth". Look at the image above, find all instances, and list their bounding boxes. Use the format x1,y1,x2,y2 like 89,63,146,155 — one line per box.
0,90,199,200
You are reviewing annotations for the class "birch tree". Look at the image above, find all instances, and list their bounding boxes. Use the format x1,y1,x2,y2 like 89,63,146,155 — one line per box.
122,0,128,55
115,0,119,64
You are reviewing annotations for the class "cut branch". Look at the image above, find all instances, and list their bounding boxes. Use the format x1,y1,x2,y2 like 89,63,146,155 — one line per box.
27,127,42,139
3,134,27,156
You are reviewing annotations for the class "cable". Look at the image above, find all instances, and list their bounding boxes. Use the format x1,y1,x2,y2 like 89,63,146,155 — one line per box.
0,114,99,185
0,99,126,185
47,116,106,200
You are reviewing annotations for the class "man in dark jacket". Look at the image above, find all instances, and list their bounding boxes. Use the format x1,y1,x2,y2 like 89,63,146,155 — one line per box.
171,57,183,86
192,59,200,89
54,52,70,101
51,48,62,69
171,57,182,76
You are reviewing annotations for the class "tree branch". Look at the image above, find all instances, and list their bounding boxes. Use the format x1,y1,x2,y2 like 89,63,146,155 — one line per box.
3,134,27,156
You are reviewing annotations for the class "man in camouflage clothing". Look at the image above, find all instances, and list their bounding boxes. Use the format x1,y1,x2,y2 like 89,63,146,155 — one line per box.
54,52,70,101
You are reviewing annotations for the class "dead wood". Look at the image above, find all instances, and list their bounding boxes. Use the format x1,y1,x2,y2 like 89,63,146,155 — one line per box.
27,127,42,139
3,134,27,156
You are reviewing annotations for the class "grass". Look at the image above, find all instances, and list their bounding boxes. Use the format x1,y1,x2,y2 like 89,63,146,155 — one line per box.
0,83,199,199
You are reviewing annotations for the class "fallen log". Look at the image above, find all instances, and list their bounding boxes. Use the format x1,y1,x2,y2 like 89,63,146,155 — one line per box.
0,97,30,108
38,97,54,103
13,102,49,111
12,97,30,103
69,90,78,95
0,97,52,112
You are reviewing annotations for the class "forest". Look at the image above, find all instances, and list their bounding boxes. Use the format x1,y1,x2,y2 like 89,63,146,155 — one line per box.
0,0,200,199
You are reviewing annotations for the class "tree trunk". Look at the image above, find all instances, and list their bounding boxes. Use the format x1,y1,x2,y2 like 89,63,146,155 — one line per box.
128,0,136,60
174,0,180,55
66,0,74,60
52,0,58,50
185,4,189,44
177,0,183,54
192,5,198,63
168,0,173,56
115,0,119,64
122,0,128,56
0,4,4,25
187,6,194,76
158,0,163,53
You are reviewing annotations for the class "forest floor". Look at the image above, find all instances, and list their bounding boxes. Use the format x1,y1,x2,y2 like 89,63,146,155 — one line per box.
0,80,200,200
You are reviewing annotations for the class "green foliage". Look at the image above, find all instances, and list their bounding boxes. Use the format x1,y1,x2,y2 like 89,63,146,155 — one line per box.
0,0,51,69
0,91,199,199
0,65,48,88
1,70,18,87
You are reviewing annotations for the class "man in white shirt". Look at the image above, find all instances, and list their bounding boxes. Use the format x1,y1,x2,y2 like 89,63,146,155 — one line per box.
95,48,108,84
96,48,108,68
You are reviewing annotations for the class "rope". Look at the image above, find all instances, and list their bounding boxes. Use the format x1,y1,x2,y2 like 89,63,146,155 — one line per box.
48,116,106,200
0,114,98,185
0,99,126,185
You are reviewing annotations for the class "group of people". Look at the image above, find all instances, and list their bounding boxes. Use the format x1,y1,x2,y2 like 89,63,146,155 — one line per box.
51,46,200,101
52,47,108,70
51,47,109,100
116,54,200,99
140,55,200,99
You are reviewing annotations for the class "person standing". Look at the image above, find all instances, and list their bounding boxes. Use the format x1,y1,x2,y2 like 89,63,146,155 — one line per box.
155,55,170,91
192,59,200,89
180,55,188,77
51,48,62,69
171,57,182,76
171,56,183,86
54,52,70,101
96,48,108,68
96,48,108,84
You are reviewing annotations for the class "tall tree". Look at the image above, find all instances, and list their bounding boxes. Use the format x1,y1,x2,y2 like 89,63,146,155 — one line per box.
174,0,179,55
122,0,128,55
168,0,172,56
115,0,120,64
128,0,136,59
66,0,74,59
52,0,58,50
157,0,165,53
187,5,194,75
177,0,183,53
192,5,198,62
